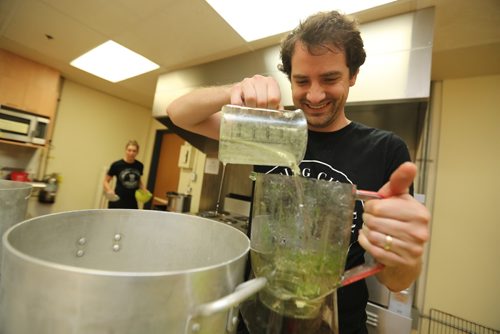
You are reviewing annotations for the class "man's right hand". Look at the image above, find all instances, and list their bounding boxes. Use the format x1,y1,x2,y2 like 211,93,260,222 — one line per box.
167,74,283,140
230,74,282,109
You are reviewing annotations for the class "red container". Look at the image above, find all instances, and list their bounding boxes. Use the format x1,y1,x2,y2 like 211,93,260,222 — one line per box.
10,171,29,182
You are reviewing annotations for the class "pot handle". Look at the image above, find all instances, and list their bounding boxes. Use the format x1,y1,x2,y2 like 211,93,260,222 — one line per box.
25,187,33,200
186,277,267,333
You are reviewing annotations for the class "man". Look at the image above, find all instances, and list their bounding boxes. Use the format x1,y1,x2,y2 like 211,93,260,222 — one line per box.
167,11,430,334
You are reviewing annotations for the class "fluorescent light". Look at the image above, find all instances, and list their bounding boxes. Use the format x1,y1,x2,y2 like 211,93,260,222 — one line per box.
70,40,159,83
205,0,397,42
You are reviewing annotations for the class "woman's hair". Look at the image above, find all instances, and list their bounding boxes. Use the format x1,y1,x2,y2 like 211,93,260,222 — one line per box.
125,140,139,151
278,11,366,79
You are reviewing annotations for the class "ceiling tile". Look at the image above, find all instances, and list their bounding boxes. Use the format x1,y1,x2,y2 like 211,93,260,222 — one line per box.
40,0,168,36
114,0,247,69
2,0,105,62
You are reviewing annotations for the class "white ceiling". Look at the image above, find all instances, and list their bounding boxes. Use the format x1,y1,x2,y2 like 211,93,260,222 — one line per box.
1,0,499,109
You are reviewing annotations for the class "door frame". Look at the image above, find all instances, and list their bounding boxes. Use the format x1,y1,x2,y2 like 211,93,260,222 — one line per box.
144,128,174,210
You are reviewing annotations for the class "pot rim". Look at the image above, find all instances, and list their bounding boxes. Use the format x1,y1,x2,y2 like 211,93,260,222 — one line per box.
0,179,33,191
2,209,250,278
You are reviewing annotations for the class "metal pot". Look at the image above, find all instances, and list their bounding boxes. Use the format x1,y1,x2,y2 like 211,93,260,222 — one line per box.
0,210,265,334
167,191,192,212
0,180,32,273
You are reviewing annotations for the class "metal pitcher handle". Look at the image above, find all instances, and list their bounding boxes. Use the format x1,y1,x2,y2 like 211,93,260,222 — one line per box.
186,277,267,334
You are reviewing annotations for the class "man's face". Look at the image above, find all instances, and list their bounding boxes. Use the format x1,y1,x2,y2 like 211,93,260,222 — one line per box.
290,41,357,132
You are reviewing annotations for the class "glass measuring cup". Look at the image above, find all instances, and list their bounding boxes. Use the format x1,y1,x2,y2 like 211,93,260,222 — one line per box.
250,173,383,319
218,105,307,169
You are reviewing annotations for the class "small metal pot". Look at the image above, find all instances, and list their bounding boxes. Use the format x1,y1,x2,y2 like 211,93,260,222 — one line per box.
167,191,191,212
0,210,265,334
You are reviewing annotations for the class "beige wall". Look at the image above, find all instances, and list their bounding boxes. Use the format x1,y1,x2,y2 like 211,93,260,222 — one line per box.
28,80,157,215
423,74,500,329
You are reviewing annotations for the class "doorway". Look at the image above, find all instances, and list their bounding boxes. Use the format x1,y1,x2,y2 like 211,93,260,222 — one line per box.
145,129,184,209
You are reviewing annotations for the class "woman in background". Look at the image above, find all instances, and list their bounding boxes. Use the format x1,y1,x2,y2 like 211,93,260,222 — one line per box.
103,140,146,209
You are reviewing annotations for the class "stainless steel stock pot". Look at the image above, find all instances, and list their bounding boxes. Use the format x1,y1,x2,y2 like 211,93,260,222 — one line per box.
0,179,32,273
0,209,265,334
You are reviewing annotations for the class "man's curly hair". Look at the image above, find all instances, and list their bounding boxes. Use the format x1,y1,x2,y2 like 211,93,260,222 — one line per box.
278,11,366,79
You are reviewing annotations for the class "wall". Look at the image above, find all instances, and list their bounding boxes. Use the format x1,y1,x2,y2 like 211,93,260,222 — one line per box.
422,74,500,330
349,8,434,102
27,80,156,216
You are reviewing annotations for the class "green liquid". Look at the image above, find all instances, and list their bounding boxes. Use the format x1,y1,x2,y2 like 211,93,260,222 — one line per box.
219,139,302,175
251,248,343,318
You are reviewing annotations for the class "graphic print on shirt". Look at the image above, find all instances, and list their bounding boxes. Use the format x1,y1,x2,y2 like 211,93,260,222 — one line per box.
263,159,365,247
118,168,141,189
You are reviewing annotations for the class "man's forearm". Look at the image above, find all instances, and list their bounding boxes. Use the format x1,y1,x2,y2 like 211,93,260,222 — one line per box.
166,85,232,139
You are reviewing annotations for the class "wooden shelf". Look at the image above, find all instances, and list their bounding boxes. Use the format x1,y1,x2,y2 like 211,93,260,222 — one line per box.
0,138,44,149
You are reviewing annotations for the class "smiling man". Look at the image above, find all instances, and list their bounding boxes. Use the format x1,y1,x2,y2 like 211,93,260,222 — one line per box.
167,10,430,334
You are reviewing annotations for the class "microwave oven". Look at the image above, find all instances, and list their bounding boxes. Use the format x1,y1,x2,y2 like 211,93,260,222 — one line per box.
0,105,50,145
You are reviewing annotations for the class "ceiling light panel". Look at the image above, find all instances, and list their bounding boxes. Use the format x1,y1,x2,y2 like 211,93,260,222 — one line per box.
205,0,397,42
70,40,159,82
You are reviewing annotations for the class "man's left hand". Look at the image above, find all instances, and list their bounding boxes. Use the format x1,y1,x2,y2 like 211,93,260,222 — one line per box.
358,162,430,291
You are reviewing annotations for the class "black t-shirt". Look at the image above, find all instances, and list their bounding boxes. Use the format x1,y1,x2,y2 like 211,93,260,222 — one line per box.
253,121,411,334
107,159,144,209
